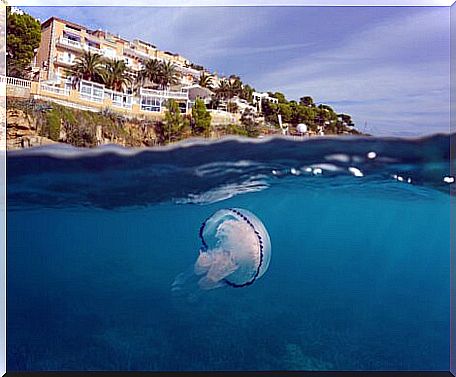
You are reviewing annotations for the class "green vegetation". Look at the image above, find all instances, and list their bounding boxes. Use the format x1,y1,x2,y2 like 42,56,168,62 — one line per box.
137,59,179,89
191,99,211,137
240,84,254,103
198,72,214,89
261,92,357,134
7,98,157,147
66,51,106,87
6,7,41,79
66,52,133,92
101,59,133,92
240,109,260,137
44,109,61,141
162,99,190,143
159,61,180,88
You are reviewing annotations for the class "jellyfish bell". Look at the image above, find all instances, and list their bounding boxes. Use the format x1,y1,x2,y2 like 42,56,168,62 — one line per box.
172,208,271,295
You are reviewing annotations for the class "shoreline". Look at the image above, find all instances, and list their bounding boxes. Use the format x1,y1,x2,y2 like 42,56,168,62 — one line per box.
7,132,454,158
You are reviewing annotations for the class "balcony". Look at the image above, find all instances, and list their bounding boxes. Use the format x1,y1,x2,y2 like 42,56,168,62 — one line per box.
40,83,70,96
54,55,75,67
123,47,151,61
83,44,102,55
105,89,133,109
140,87,188,100
79,80,104,103
57,36,82,51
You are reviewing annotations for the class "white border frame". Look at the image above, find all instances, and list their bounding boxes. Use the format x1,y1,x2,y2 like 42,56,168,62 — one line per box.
1,2,454,376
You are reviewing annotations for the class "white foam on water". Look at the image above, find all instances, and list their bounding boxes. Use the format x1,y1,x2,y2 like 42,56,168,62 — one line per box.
348,167,364,177
367,151,377,159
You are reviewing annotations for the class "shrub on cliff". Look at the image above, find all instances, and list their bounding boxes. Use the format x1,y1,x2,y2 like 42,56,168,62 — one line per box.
191,99,211,138
240,109,260,138
44,110,61,141
162,99,190,144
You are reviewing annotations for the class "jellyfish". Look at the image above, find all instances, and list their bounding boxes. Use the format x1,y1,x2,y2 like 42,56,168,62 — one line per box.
172,208,271,294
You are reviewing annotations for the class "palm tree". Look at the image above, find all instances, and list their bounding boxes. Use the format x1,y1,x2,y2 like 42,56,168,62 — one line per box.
137,58,162,88
198,72,213,89
228,78,242,98
66,51,105,87
101,59,132,92
215,79,231,100
159,61,179,89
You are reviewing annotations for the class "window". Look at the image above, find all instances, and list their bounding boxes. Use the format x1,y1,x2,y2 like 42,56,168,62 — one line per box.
141,96,161,112
80,81,104,102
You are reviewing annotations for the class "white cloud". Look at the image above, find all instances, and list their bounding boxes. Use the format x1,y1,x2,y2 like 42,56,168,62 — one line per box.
253,8,450,135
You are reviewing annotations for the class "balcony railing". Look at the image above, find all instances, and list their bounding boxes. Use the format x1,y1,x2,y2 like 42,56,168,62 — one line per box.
83,44,102,54
123,47,151,61
105,89,133,109
80,80,104,103
0,76,31,88
57,37,82,50
40,84,70,96
55,56,75,66
140,87,188,100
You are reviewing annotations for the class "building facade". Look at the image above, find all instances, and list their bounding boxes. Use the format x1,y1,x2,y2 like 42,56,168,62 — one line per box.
34,17,204,114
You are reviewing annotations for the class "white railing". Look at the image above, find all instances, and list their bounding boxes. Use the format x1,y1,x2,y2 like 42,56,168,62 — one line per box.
104,89,133,109
124,47,150,60
55,56,75,65
0,76,32,88
83,44,102,54
58,37,82,49
176,65,201,78
40,84,70,96
140,87,188,100
80,80,105,103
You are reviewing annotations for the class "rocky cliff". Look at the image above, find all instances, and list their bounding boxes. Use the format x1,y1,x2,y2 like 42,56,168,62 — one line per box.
6,99,161,149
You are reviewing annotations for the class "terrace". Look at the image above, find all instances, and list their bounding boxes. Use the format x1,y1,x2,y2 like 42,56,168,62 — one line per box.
57,36,83,51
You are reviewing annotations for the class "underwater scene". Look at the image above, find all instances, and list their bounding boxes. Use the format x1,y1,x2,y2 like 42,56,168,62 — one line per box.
6,135,454,371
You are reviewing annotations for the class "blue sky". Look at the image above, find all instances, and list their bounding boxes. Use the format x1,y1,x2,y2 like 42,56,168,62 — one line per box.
22,6,450,136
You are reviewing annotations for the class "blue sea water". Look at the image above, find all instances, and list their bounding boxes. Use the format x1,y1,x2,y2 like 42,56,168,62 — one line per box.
6,135,454,371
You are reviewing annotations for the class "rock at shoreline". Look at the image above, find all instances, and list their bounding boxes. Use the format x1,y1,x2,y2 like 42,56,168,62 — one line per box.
7,108,56,149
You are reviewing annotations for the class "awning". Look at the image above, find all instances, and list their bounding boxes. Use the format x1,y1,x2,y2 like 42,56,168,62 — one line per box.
63,31,81,41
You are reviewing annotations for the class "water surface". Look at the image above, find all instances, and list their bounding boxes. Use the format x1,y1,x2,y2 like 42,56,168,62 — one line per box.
7,135,453,371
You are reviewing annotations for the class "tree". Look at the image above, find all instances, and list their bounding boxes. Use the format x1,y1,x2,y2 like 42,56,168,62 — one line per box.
240,108,260,137
240,84,254,104
271,92,288,104
299,96,314,107
278,103,293,123
198,72,214,89
261,100,279,125
66,51,105,87
101,59,132,92
215,79,231,100
6,8,41,78
159,61,179,89
138,58,162,88
163,99,189,143
338,113,354,127
191,99,211,137
228,77,242,98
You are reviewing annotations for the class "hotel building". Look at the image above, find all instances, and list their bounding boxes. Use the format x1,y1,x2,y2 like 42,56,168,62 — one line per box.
33,17,205,114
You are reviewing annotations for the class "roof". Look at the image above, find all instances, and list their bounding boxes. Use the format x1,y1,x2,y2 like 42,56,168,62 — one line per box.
41,16,87,31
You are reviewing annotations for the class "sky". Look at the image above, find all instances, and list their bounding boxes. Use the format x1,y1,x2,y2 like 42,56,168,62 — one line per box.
22,6,451,136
